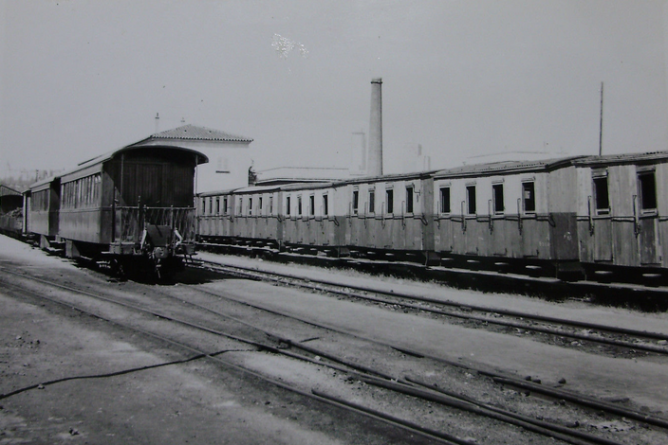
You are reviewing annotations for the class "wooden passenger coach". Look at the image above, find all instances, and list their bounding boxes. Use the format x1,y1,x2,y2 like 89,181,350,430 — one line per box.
195,150,668,285
574,152,668,281
26,144,208,278
25,177,61,248
430,158,585,277
198,182,348,256
343,172,435,261
0,185,24,237
280,182,344,254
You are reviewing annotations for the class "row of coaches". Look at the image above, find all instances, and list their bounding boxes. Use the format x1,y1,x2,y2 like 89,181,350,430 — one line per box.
198,150,668,283
21,144,208,278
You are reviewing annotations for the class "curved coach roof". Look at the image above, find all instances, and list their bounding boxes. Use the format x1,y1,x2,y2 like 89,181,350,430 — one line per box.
571,150,668,167
76,143,209,170
28,175,60,190
198,184,282,197
433,156,587,179
29,144,209,190
197,182,336,197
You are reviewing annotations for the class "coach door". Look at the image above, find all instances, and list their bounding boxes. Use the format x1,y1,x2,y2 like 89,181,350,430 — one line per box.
636,169,660,265
520,181,541,258
591,172,613,262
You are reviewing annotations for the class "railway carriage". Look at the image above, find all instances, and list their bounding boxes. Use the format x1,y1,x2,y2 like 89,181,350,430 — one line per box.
194,149,668,285
343,172,436,262
198,182,348,256
25,176,61,249
0,185,23,214
26,144,208,278
0,185,24,238
280,182,345,255
232,185,282,243
430,158,585,277
198,186,284,250
198,188,238,244
573,151,668,281
0,209,22,238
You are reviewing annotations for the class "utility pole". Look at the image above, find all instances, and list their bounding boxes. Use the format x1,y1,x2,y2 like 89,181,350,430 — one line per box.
599,82,604,156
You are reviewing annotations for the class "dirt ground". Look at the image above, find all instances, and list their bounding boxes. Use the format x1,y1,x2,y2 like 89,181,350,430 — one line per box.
1,292,363,445
0,236,429,445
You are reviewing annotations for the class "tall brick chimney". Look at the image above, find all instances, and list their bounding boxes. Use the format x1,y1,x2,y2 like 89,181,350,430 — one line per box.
368,78,383,176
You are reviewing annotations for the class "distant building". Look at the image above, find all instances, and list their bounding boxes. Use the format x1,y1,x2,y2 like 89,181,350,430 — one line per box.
131,124,253,193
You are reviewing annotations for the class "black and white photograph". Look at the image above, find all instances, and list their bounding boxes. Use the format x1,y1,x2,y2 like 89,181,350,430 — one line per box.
1,1,668,443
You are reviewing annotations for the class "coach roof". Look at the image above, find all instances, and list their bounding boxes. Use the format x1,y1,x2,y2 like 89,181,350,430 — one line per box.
28,144,208,190
433,156,586,179
571,150,668,167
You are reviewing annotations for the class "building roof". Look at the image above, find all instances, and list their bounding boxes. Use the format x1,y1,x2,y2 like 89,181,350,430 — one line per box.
149,124,253,143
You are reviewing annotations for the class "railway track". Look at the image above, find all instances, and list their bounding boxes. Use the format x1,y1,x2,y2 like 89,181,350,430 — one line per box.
2,264,666,445
196,259,668,357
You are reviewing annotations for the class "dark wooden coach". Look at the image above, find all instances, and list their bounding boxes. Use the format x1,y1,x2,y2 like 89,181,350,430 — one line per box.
25,144,208,277
25,177,61,248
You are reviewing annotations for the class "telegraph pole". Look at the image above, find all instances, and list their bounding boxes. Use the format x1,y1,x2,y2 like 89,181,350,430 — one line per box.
599,82,604,156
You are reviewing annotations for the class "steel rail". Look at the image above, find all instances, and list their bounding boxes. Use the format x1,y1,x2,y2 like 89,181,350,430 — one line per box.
96,279,630,445
200,260,668,354
1,269,637,444
0,276,461,445
363,377,621,445
187,284,668,431
197,242,668,295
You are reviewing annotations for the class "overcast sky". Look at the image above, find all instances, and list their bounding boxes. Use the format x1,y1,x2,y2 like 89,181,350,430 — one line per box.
2,0,668,176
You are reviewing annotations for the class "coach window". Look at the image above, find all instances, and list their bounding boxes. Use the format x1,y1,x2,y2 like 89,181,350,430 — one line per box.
352,190,359,215
466,185,476,215
592,174,610,215
368,190,375,214
309,195,315,216
298,196,303,216
248,197,253,216
386,189,394,214
215,197,220,215
406,186,414,214
258,197,263,216
286,196,291,216
223,197,228,215
439,187,451,214
269,196,274,214
202,198,206,215
522,181,536,213
238,197,243,215
323,194,329,216
94,174,101,203
493,184,504,214
638,170,657,212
